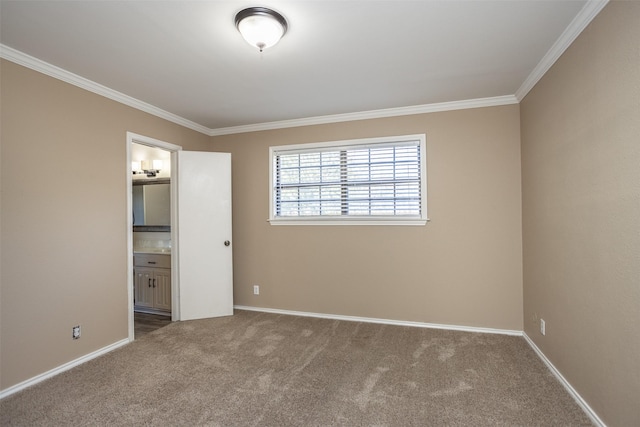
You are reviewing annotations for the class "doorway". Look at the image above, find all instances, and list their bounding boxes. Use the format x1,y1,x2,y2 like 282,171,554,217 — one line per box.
127,133,182,341
127,132,235,341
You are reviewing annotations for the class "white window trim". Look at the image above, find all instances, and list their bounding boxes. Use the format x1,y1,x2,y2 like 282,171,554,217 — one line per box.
268,134,428,226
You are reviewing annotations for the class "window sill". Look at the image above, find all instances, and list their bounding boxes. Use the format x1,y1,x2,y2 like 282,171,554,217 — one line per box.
268,217,429,226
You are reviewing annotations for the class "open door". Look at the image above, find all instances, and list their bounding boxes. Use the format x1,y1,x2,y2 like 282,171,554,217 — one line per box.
175,151,233,320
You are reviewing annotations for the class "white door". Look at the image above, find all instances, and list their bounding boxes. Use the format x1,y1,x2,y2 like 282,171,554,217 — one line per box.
176,151,233,320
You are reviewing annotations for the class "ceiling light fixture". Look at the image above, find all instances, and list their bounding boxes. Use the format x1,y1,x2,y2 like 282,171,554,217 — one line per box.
235,7,288,52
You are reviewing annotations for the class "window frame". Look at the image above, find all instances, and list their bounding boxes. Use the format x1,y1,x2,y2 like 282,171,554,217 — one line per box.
269,134,428,226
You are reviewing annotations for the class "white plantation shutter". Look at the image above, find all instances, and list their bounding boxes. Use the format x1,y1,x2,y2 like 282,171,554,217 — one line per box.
270,135,427,225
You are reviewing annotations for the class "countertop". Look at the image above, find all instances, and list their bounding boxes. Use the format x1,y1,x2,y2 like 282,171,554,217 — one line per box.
133,248,171,255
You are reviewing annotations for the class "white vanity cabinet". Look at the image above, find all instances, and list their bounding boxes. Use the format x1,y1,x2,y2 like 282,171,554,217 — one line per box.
134,253,171,313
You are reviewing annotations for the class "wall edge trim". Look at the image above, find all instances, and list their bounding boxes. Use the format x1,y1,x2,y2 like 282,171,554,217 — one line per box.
210,95,519,136
0,338,130,400
0,44,518,137
0,44,211,136
523,333,606,427
234,305,522,336
2,0,606,136
515,0,609,101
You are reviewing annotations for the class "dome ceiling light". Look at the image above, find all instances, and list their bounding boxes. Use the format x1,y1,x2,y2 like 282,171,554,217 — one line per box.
235,7,288,52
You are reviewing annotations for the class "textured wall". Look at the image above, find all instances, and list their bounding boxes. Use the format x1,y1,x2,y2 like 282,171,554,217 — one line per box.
520,2,640,425
0,60,210,390
213,105,524,331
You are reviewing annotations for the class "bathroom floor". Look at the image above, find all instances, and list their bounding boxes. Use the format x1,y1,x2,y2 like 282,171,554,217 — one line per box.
134,312,171,339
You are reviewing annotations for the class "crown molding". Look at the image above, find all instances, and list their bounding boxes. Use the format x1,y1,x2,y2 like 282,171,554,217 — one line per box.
515,0,609,101
0,44,211,135
2,0,608,136
4,0,607,141
1,44,518,137
209,95,519,136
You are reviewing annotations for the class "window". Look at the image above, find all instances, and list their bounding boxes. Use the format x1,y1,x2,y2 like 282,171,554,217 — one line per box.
269,134,427,225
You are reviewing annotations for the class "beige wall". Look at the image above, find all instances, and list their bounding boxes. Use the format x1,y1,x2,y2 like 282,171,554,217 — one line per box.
213,105,524,331
520,2,640,425
0,60,210,389
1,56,524,394
6,5,635,422
4,5,636,422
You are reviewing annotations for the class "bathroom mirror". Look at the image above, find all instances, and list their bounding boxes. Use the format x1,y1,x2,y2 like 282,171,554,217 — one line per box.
133,179,170,231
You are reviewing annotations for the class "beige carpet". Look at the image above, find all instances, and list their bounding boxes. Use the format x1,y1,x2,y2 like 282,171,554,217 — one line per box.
1,310,592,426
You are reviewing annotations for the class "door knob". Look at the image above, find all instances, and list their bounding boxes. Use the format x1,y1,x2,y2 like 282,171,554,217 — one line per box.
224,240,231,246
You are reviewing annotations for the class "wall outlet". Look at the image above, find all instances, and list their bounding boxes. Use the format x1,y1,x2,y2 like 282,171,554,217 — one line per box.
253,285,260,295
72,325,81,340
540,319,546,336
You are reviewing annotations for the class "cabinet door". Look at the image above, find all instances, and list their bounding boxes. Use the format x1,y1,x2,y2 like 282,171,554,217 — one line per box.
153,269,172,311
134,268,154,308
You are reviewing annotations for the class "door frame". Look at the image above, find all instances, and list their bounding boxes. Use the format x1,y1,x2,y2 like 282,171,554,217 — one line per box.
126,132,182,341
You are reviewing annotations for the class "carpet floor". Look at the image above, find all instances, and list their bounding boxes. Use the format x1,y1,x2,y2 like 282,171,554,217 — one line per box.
1,310,592,426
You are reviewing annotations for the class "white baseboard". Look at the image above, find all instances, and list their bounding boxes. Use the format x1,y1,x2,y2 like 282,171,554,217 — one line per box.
234,305,523,336
523,333,605,427
237,306,602,424
0,338,130,400
0,311,603,427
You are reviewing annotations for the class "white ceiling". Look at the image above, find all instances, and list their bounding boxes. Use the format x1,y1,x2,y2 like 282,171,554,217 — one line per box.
1,1,605,135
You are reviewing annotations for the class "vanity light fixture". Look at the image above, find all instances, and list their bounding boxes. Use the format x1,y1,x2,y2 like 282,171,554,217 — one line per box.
131,161,142,174
133,160,163,177
235,7,288,52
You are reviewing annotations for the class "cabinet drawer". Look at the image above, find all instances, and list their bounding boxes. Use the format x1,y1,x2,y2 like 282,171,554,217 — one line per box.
134,254,171,268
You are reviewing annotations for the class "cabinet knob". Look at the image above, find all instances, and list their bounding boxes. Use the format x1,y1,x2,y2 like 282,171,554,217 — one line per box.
224,240,231,247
